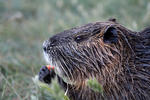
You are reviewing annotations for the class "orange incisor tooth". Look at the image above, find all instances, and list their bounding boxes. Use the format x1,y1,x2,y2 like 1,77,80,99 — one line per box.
46,65,54,71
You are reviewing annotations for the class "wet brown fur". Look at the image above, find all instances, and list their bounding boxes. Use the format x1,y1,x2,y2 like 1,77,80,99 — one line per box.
44,20,150,100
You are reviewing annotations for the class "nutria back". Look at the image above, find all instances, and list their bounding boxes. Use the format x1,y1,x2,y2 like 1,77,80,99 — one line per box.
42,19,150,100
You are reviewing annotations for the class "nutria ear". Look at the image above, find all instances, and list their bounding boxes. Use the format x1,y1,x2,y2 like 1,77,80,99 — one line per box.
103,27,118,43
108,18,117,22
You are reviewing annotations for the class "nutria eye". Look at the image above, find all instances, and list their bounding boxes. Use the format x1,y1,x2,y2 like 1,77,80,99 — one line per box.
74,35,86,43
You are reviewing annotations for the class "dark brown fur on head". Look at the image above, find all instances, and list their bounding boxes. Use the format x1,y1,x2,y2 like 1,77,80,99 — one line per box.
42,19,150,100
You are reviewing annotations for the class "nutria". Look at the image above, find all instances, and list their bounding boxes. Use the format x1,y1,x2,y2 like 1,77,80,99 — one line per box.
39,19,150,100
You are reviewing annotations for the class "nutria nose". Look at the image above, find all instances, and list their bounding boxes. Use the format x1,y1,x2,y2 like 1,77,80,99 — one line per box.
43,46,47,52
43,40,48,52
43,38,57,52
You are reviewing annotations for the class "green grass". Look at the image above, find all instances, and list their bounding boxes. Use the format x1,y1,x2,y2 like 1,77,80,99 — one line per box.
0,0,150,100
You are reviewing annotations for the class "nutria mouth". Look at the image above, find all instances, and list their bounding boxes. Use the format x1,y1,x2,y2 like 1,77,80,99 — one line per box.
41,19,150,100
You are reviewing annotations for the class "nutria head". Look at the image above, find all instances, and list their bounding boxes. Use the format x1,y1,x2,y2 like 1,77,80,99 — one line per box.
42,20,150,100
43,21,129,83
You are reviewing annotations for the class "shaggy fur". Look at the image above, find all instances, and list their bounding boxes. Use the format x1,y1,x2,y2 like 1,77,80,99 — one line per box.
41,19,150,100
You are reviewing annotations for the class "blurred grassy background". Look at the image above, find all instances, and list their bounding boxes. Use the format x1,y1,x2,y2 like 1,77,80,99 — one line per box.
0,0,150,100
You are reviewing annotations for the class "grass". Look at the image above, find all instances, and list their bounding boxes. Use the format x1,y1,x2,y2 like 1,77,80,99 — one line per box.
0,0,150,100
